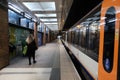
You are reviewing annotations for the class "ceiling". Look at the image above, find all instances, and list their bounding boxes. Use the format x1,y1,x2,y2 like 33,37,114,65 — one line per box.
8,0,63,31
8,0,103,31
63,0,103,30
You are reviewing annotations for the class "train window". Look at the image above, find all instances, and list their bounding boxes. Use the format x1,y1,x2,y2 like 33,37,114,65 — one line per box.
73,31,75,44
78,29,81,45
89,22,100,54
76,30,79,44
74,30,77,44
70,32,72,43
103,7,115,72
69,31,72,43
66,5,101,61
72,31,74,43
81,27,86,48
79,29,83,47
68,32,71,43
86,26,89,50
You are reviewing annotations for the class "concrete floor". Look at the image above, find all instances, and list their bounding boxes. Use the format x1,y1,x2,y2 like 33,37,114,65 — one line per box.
0,40,81,80
0,41,60,80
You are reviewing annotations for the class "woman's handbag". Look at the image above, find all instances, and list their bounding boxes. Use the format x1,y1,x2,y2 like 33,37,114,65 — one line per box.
23,45,27,55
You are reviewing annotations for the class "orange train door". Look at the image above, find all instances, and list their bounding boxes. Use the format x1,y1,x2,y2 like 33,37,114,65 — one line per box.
98,0,120,80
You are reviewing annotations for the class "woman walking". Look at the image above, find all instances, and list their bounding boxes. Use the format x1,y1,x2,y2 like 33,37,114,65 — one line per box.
26,34,37,65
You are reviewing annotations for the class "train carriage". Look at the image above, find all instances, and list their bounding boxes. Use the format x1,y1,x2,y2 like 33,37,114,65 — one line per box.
63,0,120,79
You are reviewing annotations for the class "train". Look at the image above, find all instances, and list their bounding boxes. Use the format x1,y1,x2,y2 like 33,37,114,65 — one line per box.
62,0,120,80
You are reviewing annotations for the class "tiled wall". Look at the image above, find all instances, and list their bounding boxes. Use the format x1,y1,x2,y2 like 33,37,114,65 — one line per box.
0,1,9,69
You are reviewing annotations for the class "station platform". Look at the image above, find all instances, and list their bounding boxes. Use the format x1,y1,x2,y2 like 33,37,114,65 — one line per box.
0,40,81,80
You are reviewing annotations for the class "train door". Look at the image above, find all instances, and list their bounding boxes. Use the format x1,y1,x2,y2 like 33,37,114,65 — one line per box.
98,0,120,80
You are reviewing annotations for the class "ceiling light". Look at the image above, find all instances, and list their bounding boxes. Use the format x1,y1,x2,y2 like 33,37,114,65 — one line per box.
35,14,57,17
23,2,56,11
41,19,57,21
44,23,58,25
8,3,23,13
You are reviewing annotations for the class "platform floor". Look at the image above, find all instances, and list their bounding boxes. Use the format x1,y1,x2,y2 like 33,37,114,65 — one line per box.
0,40,80,80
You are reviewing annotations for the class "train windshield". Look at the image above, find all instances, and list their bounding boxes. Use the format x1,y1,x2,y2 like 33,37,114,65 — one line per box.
103,7,116,72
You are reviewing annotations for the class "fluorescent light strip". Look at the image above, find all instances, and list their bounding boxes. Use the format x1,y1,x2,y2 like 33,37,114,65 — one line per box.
35,14,57,17
23,2,56,11
44,23,58,24
8,4,22,13
41,19,57,21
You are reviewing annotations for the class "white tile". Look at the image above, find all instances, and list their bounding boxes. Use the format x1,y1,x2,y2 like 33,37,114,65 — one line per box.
0,74,50,80
0,68,52,80
0,68,51,73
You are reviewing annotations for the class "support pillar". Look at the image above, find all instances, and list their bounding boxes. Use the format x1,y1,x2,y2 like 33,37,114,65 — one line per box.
48,30,50,42
0,1,9,69
34,22,38,47
43,26,46,45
